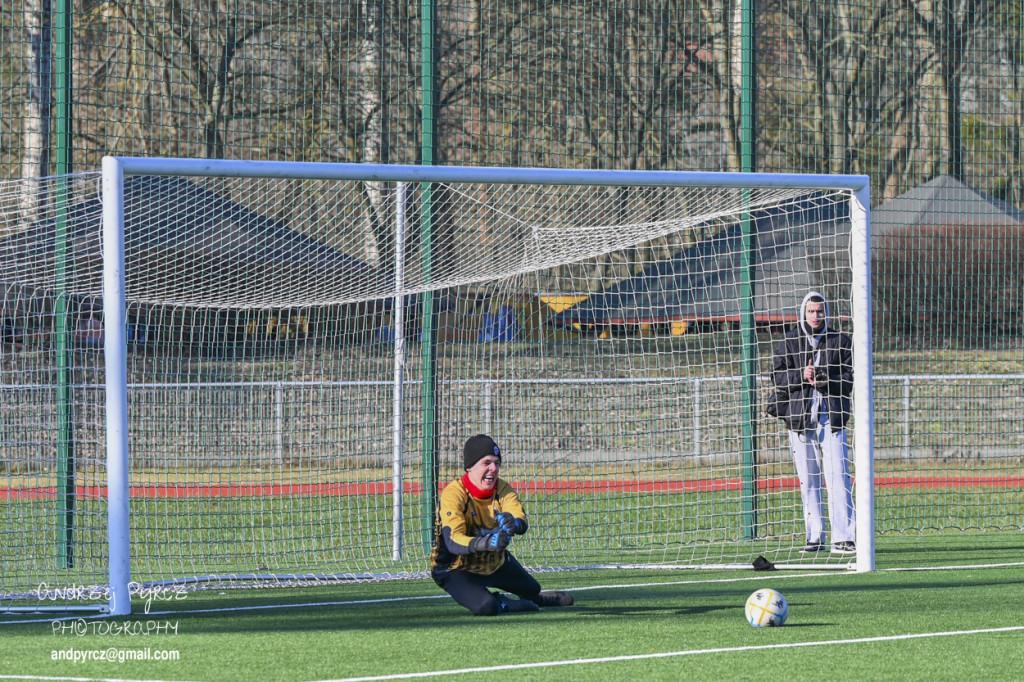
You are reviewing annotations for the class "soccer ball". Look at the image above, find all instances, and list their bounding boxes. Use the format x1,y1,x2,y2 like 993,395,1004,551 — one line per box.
744,587,789,627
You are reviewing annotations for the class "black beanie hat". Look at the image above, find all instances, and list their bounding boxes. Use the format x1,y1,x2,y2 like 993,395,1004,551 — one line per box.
463,434,501,470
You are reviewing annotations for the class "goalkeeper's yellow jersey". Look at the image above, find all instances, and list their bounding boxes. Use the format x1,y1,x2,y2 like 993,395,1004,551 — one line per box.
430,477,527,576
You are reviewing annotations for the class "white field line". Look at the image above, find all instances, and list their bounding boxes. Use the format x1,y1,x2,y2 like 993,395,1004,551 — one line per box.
0,677,204,682
0,572,825,626
0,675,205,679
4,626,1022,682
312,626,1024,682
1,567,1021,682
885,561,1024,571
3,560,1023,626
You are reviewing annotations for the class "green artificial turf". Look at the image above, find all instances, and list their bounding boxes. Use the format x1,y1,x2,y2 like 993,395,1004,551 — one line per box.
1,531,1021,681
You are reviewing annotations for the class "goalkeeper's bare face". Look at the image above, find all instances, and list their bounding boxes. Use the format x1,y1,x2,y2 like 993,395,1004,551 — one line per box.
467,455,502,491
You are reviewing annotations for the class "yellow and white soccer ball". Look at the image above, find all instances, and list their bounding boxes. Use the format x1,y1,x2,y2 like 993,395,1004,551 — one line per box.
744,587,789,627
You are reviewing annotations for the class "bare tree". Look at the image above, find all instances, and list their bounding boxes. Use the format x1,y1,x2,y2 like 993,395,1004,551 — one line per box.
753,0,965,201
960,4,1024,206
691,0,748,173
902,0,990,183
1000,14,1024,207
159,0,314,159
20,0,51,223
516,0,705,291
76,0,341,162
357,0,391,267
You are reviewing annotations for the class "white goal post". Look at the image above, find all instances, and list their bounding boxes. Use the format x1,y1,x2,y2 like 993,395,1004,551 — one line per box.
4,158,873,615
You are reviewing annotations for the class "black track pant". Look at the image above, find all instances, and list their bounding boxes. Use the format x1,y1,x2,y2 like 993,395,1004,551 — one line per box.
432,553,541,616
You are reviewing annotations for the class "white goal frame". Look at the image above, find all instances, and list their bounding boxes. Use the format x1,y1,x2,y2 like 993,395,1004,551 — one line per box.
100,156,874,615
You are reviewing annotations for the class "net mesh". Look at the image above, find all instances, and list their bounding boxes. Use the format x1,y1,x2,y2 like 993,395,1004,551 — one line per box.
2,0,1023,612
1,168,864,609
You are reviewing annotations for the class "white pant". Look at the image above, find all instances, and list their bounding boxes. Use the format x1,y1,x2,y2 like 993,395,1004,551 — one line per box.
789,416,855,545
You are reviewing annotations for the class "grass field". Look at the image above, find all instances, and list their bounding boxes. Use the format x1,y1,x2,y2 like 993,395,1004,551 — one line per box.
4,480,1021,600
1,531,1021,682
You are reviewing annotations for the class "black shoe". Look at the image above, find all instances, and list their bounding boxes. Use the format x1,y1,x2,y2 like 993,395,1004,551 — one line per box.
497,594,540,614
800,542,825,553
534,590,574,607
831,541,856,554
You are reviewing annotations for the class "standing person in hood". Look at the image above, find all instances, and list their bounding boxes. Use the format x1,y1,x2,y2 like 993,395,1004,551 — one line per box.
429,434,574,615
769,292,856,554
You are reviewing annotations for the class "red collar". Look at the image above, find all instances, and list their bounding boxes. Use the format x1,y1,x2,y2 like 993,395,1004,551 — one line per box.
461,473,496,499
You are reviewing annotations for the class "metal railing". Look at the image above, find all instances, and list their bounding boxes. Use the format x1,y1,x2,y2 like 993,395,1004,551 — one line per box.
3,374,1022,468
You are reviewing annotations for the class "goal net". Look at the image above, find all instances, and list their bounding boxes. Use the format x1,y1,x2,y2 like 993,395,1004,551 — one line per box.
0,160,872,614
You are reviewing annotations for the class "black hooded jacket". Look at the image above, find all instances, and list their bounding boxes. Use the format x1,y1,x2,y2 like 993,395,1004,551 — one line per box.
770,292,854,433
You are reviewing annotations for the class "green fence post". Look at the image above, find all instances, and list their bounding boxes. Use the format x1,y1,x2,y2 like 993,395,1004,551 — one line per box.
739,0,759,540
419,0,440,555
54,0,75,569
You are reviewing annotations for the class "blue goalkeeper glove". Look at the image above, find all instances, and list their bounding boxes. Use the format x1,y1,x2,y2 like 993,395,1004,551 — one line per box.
495,511,527,535
470,529,509,553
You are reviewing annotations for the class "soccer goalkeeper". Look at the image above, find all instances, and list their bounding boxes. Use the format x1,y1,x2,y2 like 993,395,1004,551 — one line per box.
430,434,574,615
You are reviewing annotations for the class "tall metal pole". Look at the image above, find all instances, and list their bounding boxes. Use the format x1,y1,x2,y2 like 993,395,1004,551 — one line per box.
101,158,132,615
850,185,875,572
53,0,72,175
392,184,407,560
53,0,75,569
738,0,759,539
419,0,440,554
